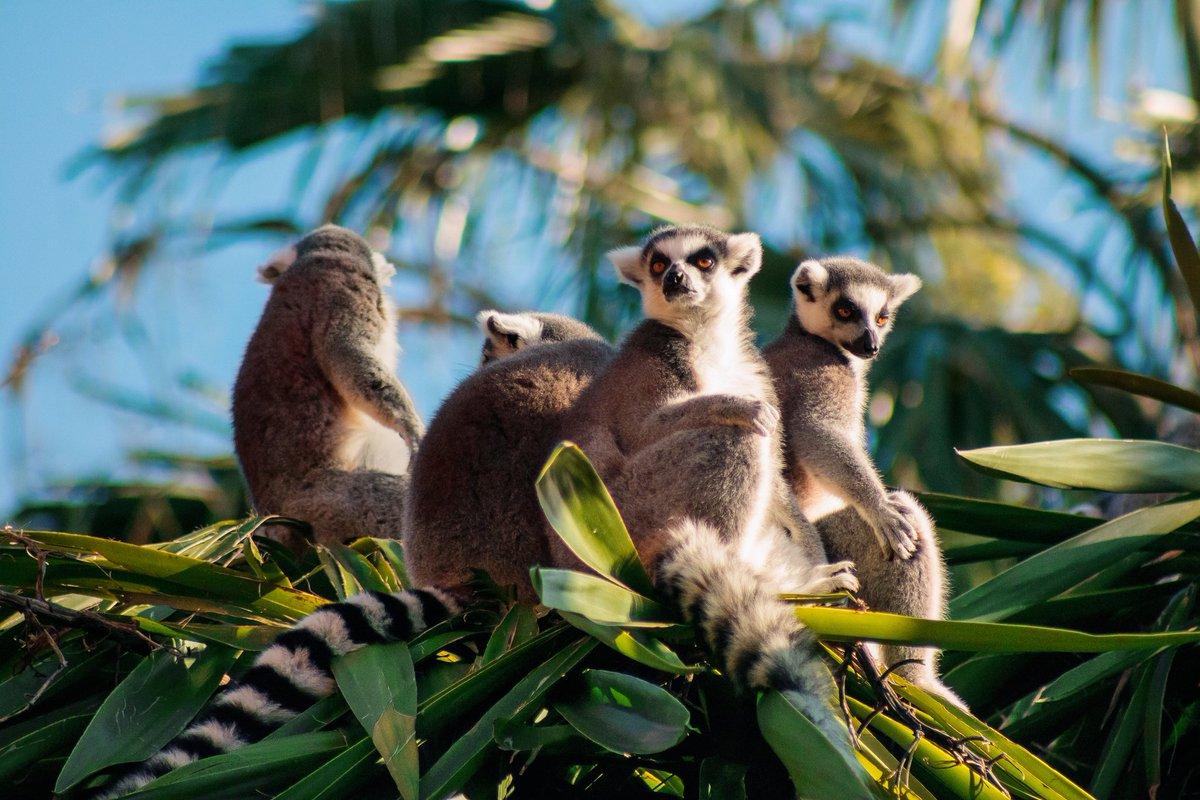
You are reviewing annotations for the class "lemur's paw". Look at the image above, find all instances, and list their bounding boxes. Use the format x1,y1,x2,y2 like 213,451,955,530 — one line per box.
871,503,918,561
745,399,780,437
800,560,859,594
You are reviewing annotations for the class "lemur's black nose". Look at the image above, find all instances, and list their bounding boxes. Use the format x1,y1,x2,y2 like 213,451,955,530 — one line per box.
662,265,693,298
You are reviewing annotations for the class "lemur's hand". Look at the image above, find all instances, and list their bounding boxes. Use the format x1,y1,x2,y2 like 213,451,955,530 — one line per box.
737,398,780,437
868,501,918,561
798,560,859,594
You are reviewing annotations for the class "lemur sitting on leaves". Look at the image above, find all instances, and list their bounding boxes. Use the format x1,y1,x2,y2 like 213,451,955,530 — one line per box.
404,311,615,601
764,256,964,707
232,225,423,549
91,306,607,797
559,225,855,745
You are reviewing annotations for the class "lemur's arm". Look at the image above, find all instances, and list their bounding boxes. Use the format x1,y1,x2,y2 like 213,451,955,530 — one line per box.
788,417,916,560
637,394,777,448
313,307,424,447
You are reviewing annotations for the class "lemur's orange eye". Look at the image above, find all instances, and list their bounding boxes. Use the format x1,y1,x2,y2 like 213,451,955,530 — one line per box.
876,312,890,326
650,258,668,276
695,256,714,269
835,304,853,320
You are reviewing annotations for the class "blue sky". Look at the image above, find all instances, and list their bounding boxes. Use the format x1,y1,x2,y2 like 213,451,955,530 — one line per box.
0,1,1189,517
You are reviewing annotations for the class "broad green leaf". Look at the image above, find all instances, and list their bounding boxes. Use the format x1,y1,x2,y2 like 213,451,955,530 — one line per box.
560,612,699,673
266,694,348,739
532,567,674,626
480,603,540,664
135,618,282,650
791,604,1200,651
56,645,238,792
319,543,389,599
535,443,657,596
122,731,349,799
950,497,1200,621
0,698,99,783
1163,133,1200,321
273,735,379,800
0,640,111,721
16,529,324,621
419,636,596,800
419,625,575,736
957,439,1200,492
916,491,1096,543
1092,660,1156,797
332,642,418,800
758,690,873,800
554,669,689,755
493,719,582,752
1070,367,1200,415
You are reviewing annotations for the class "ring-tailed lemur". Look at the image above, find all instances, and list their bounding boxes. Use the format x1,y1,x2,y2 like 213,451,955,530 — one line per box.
405,311,615,601
558,225,855,745
763,256,964,707
233,225,423,549
91,587,459,798
91,312,604,796
478,310,607,365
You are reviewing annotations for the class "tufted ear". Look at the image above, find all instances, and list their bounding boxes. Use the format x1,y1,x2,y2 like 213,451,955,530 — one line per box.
477,310,544,351
790,259,828,302
726,232,762,277
607,245,645,286
889,273,923,305
256,245,297,285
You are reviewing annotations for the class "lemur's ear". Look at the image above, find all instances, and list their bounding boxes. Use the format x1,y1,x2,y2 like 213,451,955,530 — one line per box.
607,245,644,287
476,310,544,352
256,245,297,285
791,260,828,302
726,232,762,277
889,273,923,305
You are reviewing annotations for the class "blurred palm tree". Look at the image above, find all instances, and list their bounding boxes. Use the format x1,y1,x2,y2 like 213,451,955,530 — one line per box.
12,0,1200,504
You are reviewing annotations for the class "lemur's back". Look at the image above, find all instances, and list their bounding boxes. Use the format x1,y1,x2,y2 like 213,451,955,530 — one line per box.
232,229,395,509
404,337,614,600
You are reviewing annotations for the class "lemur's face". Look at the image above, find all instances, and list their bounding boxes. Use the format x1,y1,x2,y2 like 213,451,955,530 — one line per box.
608,226,762,325
791,258,921,359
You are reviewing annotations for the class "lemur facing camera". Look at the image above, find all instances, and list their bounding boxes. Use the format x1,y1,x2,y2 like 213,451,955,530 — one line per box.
232,225,423,549
404,311,615,601
559,225,856,745
764,256,964,707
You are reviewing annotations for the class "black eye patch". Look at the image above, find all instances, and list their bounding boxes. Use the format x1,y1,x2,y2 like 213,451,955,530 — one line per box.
832,299,860,321
687,247,717,268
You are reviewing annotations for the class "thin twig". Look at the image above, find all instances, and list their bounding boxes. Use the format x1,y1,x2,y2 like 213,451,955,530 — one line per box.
0,588,163,654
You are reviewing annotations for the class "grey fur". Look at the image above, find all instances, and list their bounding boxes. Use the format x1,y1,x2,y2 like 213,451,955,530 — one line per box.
765,256,964,707
232,225,422,549
560,225,853,746
404,316,615,601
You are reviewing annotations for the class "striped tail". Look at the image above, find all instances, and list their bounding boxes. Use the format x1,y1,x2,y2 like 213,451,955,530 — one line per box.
654,519,850,749
93,588,459,799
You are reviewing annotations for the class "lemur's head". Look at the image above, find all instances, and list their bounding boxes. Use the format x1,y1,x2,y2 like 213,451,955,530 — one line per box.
790,257,921,359
257,225,395,287
476,311,604,365
607,225,762,327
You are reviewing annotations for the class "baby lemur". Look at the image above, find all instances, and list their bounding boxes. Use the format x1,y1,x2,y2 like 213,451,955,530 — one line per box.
764,256,963,706
560,226,854,742
233,225,423,548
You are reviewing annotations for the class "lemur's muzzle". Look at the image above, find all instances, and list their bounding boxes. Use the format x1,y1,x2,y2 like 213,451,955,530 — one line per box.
662,264,695,299
847,329,880,359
